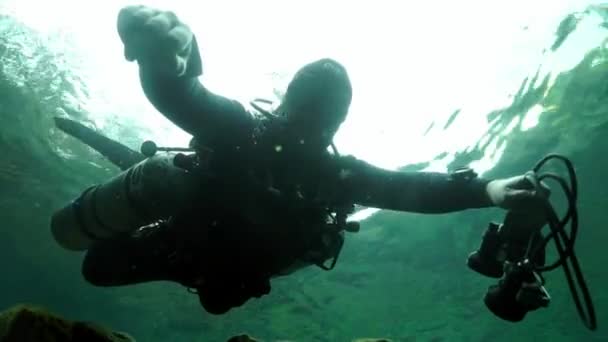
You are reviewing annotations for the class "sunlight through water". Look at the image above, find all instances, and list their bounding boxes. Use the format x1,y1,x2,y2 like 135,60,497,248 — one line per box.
2,0,607,222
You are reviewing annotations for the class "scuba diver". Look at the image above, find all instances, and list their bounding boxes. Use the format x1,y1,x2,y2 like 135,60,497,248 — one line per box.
50,5,546,315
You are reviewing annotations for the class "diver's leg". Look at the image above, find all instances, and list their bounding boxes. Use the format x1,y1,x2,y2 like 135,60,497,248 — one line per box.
82,237,169,286
54,117,145,170
81,226,252,316
81,221,195,286
81,215,272,315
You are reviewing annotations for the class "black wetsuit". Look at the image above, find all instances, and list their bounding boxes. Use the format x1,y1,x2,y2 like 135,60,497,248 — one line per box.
82,36,494,314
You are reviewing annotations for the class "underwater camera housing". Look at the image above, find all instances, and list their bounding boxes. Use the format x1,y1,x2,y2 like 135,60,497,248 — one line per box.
468,209,550,322
467,155,597,330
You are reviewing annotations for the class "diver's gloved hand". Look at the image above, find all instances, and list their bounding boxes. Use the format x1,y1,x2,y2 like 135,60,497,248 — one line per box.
117,5,194,76
486,172,550,210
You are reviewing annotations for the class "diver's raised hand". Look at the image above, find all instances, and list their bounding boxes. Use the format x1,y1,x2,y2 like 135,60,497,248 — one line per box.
117,5,194,76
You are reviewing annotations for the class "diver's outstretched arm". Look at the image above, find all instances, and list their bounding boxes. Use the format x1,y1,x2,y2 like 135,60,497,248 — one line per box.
333,156,539,213
54,117,145,170
332,156,494,214
117,6,254,148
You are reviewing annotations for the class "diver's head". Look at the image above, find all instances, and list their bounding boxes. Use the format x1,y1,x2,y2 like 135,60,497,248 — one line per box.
278,58,352,152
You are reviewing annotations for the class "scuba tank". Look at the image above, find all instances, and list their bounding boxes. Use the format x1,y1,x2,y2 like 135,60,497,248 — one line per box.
51,152,203,251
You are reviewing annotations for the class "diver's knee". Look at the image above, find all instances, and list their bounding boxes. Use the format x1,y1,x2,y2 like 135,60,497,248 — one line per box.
81,242,120,286
81,253,103,286
81,251,107,286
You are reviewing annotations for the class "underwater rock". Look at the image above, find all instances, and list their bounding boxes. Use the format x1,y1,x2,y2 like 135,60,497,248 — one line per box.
224,335,391,341
0,305,134,342
226,334,259,342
